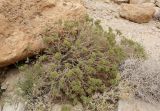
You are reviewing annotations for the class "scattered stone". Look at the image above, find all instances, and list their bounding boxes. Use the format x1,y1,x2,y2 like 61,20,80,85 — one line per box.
120,4,155,23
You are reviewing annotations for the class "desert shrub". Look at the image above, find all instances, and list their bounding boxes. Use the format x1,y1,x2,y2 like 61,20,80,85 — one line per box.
18,63,44,96
18,15,146,109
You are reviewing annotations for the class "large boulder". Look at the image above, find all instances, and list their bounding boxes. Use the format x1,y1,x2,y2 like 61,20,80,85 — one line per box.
120,4,155,23
0,0,86,67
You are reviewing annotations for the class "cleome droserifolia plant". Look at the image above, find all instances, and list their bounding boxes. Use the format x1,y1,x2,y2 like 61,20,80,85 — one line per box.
18,15,146,109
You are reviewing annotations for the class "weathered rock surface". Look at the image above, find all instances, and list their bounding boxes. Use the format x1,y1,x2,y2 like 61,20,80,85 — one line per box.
0,0,86,67
120,4,155,23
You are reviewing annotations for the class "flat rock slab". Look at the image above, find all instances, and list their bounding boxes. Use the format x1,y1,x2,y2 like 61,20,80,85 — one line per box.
118,99,160,111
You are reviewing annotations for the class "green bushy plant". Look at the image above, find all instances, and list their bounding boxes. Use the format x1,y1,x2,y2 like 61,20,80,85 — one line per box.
18,15,146,109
